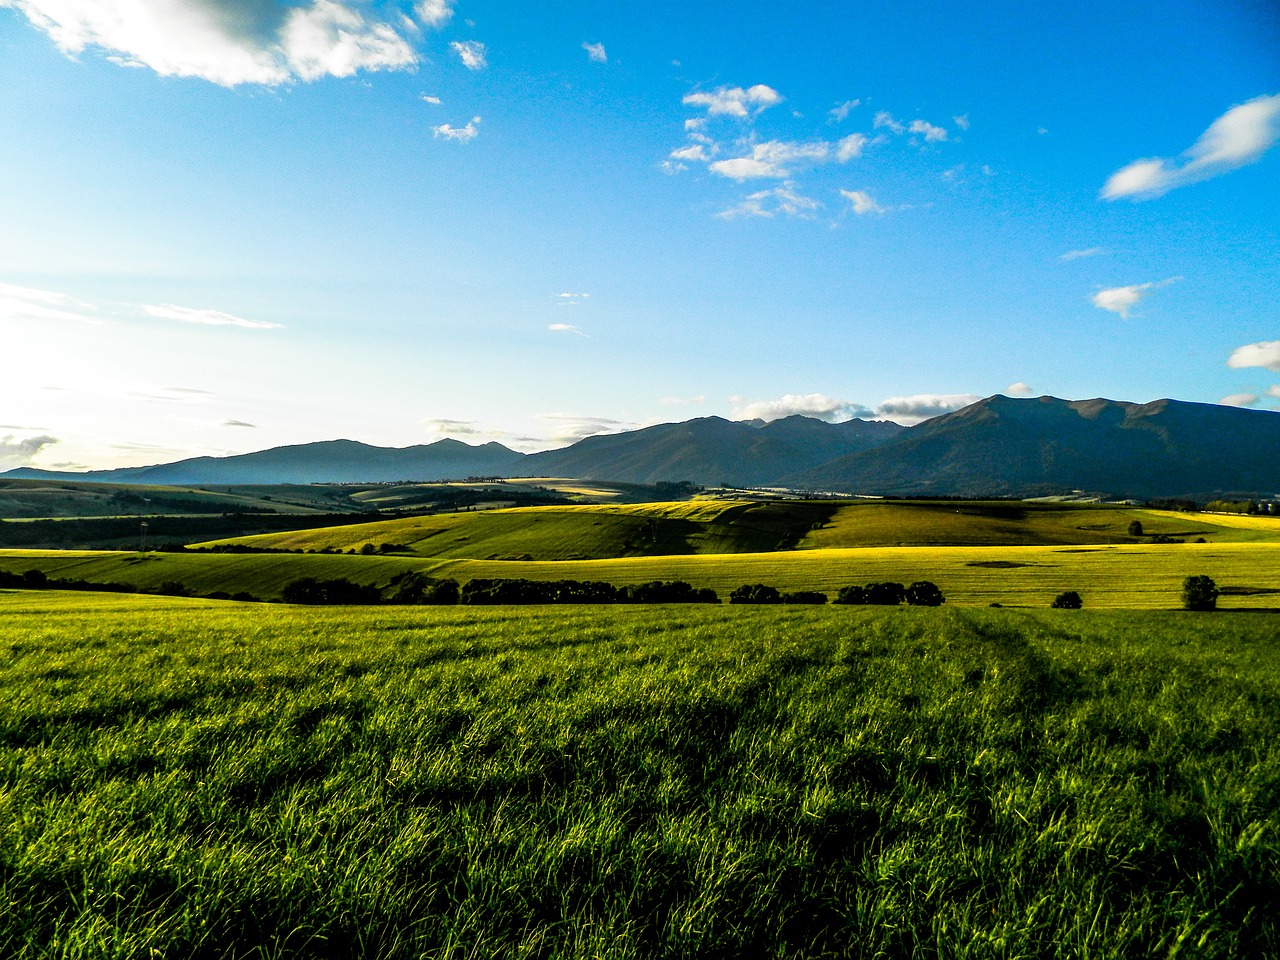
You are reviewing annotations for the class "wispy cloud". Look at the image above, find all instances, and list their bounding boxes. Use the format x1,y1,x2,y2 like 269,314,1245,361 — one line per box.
873,111,905,134
683,84,783,119
1219,393,1259,408
953,114,970,131
835,133,867,161
141,303,282,329
829,99,861,122
1090,278,1178,319
717,183,821,219
0,281,101,324
3,0,420,86
710,140,834,180
909,119,948,142
0,434,57,468
422,417,481,436
1102,93,1280,200
582,41,606,63
840,188,885,215
414,0,454,28
433,116,481,142
1227,340,1280,371
420,93,441,104
538,414,633,446
222,419,257,428
548,323,587,335
450,39,486,70
1060,247,1107,261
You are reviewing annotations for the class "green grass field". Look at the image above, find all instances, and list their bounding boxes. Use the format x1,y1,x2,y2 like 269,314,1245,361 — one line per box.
3,540,1279,608
1,593,1276,958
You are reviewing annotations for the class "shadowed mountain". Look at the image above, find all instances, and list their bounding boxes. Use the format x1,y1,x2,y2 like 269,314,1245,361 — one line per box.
784,395,1280,499
523,415,905,486
5,438,528,485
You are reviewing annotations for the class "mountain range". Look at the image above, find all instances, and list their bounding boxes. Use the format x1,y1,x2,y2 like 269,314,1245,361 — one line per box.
6,396,1278,500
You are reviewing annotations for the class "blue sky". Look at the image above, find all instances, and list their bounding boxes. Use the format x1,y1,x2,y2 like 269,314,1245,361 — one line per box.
1,0,1278,471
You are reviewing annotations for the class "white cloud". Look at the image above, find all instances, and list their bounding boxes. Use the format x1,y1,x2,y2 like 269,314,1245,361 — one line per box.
1220,393,1259,407
433,116,480,141
909,119,948,142
1090,278,1178,318
538,414,633,446
1102,93,1280,200
450,39,486,70
582,41,606,63
660,161,687,175
2,0,419,86
141,303,281,329
414,0,453,28
0,434,57,467
873,111,904,134
840,189,885,215
1005,382,1035,396
835,133,867,162
683,84,783,119
717,183,821,220
1228,340,1280,371
422,417,481,436
420,93,441,104
953,114,970,131
1269,386,1280,399
734,393,875,422
548,323,586,335
709,139,831,180
0,281,101,324
684,118,706,132
829,99,860,122
877,393,981,425
556,292,590,299
1060,247,1106,261
669,143,711,162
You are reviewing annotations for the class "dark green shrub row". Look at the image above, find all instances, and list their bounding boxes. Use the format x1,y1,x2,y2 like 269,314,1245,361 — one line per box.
833,581,945,606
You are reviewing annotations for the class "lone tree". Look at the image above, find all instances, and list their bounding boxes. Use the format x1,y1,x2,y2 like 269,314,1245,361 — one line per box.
1182,575,1219,611
1051,591,1083,609
905,581,945,606
1128,520,1144,537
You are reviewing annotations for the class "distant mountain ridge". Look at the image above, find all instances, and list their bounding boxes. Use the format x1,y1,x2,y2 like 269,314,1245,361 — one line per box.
6,396,1278,499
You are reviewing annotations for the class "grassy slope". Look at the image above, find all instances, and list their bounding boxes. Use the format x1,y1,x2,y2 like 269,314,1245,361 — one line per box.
0,594,1276,958
2,541,1279,608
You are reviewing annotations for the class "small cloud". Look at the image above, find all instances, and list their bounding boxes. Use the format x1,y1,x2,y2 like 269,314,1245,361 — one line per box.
835,133,867,162
909,119,948,142
1220,393,1259,407
733,393,875,423
548,323,587,336
1102,93,1280,200
1005,382,1035,396
684,118,706,132
582,41,606,63
840,189,885,215
877,393,981,425
221,419,257,428
422,417,481,436
0,434,57,468
683,84,783,119
142,303,282,329
433,116,481,142
717,183,821,220
0,281,101,324
1060,247,1107,261
1227,340,1280,371
539,414,633,446
709,139,830,180
415,0,454,28
450,40,487,70
829,99,861,122
1269,386,1280,399
873,111,905,134
420,94,441,104
1090,278,1178,319
670,143,711,162
953,114,970,131
1037,127,1049,135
